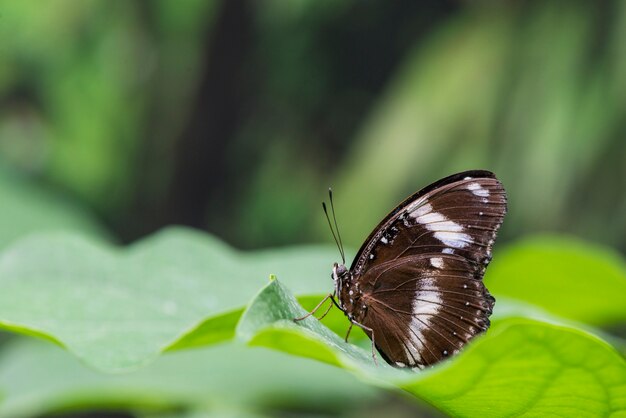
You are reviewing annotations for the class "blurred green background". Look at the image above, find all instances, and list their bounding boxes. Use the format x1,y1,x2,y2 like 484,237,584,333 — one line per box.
0,1,624,417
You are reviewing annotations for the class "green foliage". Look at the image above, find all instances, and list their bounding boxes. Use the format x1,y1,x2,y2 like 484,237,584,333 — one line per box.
1,2,625,417
0,230,624,416
0,228,337,372
486,235,626,325
0,338,378,418
238,280,626,418
0,0,216,214
2,2,625,251
329,2,626,252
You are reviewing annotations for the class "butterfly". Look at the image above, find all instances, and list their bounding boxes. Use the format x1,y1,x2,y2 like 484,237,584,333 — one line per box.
296,170,507,369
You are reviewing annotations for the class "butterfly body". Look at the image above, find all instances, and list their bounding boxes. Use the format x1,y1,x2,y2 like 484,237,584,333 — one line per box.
331,170,506,369
332,263,366,323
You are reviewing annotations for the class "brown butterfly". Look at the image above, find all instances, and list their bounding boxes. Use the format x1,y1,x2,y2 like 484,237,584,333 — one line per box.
297,170,507,369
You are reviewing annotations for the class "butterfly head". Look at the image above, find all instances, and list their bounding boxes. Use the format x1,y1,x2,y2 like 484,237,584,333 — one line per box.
332,262,349,299
332,262,348,283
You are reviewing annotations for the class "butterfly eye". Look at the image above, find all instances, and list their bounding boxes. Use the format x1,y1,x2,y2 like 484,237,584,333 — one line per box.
336,264,347,277
332,264,348,282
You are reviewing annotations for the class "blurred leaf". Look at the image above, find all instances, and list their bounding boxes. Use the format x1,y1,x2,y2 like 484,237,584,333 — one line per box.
0,338,379,418
0,227,339,372
486,235,626,326
0,165,108,249
0,1,216,216
238,279,626,418
0,1,143,210
141,410,269,418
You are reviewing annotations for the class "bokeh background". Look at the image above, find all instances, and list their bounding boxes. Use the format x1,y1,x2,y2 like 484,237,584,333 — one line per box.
0,1,624,417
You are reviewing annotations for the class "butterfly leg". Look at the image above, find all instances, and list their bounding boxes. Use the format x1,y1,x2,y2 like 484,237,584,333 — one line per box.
293,293,335,322
344,322,353,343
316,295,336,320
349,319,378,366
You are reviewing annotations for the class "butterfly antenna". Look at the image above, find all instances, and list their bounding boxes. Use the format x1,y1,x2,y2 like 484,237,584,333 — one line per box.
328,188,346,264
323,200,345,264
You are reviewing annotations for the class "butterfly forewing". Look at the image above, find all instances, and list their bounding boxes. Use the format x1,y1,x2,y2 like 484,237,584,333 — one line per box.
351,171,506,276
340,170,506,368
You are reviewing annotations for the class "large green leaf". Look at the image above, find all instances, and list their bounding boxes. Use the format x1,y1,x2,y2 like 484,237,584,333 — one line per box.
1,229,624,376
405,321,626,417
238,279,626,418
0,338,380,418
485,235,626,325
0,228,337,372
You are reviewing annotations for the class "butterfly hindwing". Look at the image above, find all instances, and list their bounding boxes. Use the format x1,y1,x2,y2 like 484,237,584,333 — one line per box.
358,254,494,368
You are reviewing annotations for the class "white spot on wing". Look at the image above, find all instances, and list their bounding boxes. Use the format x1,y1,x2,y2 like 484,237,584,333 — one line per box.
409,204,472,249
467,182,490,197
402,278,443,365
433,231,472,248
381,236,388,244
410,203,432,219
414,211,446,224
430,257,444,268
402,330,423,364
442,248,454,254
413,281,442,317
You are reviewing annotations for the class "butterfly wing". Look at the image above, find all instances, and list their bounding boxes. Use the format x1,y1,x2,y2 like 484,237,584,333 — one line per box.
345,170,506,367
358,254,494,368
350,170,507,277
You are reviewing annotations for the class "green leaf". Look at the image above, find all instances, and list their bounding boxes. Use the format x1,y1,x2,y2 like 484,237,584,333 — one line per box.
238,279,626,418
0,228,338,372
486,235,626,326
236,276,392,379
404,321,626,418
0,338,379,418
